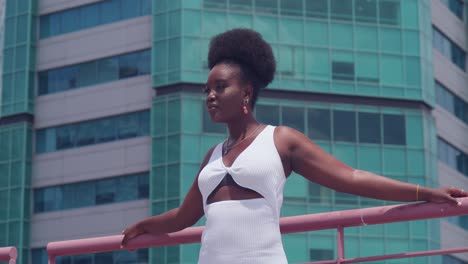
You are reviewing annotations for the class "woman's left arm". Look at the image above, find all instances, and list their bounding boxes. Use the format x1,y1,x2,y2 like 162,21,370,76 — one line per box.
277,126,466,204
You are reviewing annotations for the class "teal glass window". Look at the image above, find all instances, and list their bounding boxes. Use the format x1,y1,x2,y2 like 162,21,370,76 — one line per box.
308,108,331,140
33,173,149,213
202,0,400,25
333,110,356,142
443,255,468,264
38,49,150,95
36,111,149,153
229,0,253,11
281,0,303,16
305,0,328,19
255,105,280,126
358,112,381,143
435,81,468,125
446,215,468,230
255,0,278,15
310,249,334,261
438,138,468,177
433,27,466,71
355,0,377,23
440,0,464,20
379,0,400,25
32,248,148,264
331,0,352,21
282,106,305,132
332,61,354,81
204,0,227,9
39,0,151,38
383,114,405,145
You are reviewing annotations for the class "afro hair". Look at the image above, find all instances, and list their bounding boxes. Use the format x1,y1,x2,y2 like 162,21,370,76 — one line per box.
208,28,276,94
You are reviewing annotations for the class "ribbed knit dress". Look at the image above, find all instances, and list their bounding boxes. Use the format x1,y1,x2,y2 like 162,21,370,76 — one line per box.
197,125,288,263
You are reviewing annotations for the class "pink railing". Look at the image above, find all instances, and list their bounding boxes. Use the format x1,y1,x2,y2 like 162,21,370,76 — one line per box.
0,247,17,264
47,197,468,264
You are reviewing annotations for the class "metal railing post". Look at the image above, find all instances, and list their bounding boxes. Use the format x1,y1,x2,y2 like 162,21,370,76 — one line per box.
0,247,17,264
336,227,345,263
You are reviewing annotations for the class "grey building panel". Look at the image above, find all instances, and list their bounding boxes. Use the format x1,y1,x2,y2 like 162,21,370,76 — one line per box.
33,137,151,188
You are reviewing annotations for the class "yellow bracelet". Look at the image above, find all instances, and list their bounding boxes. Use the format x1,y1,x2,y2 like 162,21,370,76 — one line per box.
416,184,420,201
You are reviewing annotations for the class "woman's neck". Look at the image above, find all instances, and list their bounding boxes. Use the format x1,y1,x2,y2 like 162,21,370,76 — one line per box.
226,115,260,141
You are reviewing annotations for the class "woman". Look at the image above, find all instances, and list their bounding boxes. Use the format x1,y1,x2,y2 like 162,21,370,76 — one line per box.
121,28,466,263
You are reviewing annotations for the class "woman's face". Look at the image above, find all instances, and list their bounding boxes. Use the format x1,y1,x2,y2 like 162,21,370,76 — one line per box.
205,63,249,123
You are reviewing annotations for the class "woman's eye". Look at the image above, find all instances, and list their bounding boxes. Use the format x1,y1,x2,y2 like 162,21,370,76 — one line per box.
215,84,226,91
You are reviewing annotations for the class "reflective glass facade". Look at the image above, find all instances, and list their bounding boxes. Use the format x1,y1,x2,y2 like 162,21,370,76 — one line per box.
33,172,149,213
38,49,151,95
36,110,150,153
153,0,435,105
433,27,466,71
438,138,468,177
435,81,468,125
39,0,151,38
440,0,465,20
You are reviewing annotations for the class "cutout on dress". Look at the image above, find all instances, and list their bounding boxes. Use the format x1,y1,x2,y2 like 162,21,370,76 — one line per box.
206,173,264,204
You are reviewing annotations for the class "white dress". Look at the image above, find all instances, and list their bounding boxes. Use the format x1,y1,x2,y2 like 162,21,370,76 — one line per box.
197,126,288,264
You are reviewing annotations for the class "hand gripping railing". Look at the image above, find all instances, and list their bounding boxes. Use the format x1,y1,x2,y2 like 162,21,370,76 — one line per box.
0,247,17,264
47,197,468,264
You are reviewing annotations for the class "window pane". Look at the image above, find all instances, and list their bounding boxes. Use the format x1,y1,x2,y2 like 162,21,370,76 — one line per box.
119,52,139,79
121,0,140,19
56,126,76,150
358,112,381,143
98,57,119,82
331,0,352,21
100,0,120,24
138,174,149,198
229,0,253,11
355,0,377,23
96,179,116,204
305,0,328,18
255,0,278,14
116,113,139,139
308,108,331,140
383,114,405,145
138,50,151,75
280,0,303,16
77,61,98,87
282,106,304,132
332,61,354,81
61,9,80,33
80,4,99,29
76,122,96,146
116,176,137,202
95,119,116,143
379,1,400,25
256,105,279,126
333,110,356,142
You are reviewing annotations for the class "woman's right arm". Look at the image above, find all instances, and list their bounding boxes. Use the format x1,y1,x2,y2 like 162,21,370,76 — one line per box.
121,147,215,248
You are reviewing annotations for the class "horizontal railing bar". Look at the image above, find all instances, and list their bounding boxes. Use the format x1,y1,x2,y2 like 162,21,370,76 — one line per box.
304,247,468,264
47,198,467,258
279,197,467,234
0,247,17,264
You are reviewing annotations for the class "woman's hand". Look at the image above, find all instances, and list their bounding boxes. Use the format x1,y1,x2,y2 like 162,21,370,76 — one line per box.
121,223,146,249
426,186,467,205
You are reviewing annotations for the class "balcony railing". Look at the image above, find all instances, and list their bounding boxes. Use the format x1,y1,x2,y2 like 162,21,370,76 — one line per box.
47,197,468,264
0,247,17,264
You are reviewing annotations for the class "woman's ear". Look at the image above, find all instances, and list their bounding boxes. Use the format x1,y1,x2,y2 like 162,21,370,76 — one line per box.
243,83,253,100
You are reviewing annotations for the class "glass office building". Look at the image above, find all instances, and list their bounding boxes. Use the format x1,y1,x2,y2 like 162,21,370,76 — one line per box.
0,0,466,263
